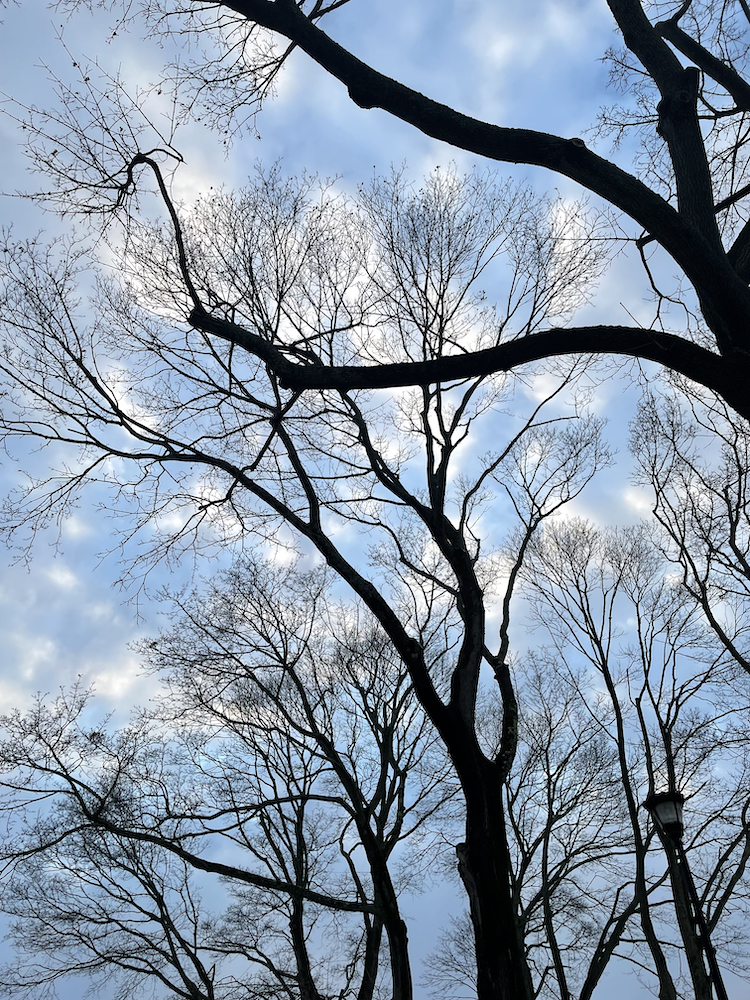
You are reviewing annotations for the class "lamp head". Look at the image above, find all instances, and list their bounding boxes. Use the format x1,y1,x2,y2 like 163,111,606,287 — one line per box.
644,790,685,843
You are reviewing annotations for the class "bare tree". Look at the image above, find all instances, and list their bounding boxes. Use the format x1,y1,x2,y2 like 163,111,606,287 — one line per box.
12,0,750,415
0,155,616,998
632,387,750,677
0,815,219,1000
143,557,462,1000
7,529,750,1000
7,4,750,977
0,563,460,1000
3,506,750,999
520,517,750,999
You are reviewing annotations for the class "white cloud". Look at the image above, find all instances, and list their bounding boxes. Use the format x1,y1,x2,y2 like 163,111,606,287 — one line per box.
45,564,80,590
63,515,94,539
459,0,612,126
622,486,654,516
90,655,149,701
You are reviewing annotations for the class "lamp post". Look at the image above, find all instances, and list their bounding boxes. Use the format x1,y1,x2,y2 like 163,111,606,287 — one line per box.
644,791,729,1000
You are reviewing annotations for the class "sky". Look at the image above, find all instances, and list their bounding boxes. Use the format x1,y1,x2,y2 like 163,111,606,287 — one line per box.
0,1,747,998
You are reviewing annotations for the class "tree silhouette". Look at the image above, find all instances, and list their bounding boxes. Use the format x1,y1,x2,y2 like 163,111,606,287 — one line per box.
26,0,750,414
3,3,750,998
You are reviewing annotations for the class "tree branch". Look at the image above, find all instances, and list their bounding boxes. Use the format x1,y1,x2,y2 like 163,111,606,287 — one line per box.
189,308,750,419
657,18,750,111
217,0,749,313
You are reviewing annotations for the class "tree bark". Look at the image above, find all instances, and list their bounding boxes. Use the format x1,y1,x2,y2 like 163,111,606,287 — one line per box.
456,757,535,1000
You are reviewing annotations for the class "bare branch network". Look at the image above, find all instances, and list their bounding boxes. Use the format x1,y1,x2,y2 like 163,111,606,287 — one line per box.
2,2,750,1000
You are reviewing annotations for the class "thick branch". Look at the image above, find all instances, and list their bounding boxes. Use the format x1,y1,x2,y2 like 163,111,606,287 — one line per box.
190,309,750,420
607,0,719,239
218,4,726,271
657,18,750,110
728,217,750,282
80,808,376,915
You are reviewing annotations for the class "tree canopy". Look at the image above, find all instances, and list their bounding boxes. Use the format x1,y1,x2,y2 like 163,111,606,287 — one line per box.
2,3,750,1000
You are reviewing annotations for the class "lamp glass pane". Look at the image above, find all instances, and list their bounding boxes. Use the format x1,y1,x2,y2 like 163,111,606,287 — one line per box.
653,799,682,827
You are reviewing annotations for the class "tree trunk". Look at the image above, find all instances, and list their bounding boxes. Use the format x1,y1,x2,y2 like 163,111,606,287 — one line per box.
358,917,384,1000
456,758,535,1000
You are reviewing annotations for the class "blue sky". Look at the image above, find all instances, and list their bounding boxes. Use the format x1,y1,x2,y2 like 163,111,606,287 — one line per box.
1,2,745,998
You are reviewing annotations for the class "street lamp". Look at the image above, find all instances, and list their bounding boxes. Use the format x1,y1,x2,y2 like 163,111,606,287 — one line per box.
643,790,729,1000
644,790,684,843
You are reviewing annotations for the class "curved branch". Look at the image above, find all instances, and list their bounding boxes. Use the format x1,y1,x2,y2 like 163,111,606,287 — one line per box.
188,308,750,420
81,807,377,916
129,153,203,312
